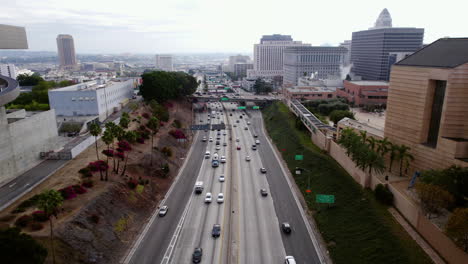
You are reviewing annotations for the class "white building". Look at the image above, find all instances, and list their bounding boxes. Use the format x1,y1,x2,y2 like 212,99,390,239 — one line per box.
155,54,174,71
48,78,137,121
228,54,250,72
247,34,310,79
0,64,18,79
339,40,352,66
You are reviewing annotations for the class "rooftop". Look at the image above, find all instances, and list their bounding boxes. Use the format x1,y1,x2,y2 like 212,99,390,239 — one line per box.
348,81,389,86
396,38,468,68
287,86,337,93
50,78,130,92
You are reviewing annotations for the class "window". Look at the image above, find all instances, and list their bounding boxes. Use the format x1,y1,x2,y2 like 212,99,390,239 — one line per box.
426,80,446,147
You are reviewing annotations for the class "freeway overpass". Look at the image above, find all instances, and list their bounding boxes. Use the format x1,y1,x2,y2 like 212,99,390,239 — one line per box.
190,95,279,103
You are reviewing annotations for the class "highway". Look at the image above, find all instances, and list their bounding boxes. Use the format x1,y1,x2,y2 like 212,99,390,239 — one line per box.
124,102,323,264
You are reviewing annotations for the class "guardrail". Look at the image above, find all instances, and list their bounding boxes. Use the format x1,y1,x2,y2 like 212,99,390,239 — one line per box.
0,74,20,106
289,99,336,132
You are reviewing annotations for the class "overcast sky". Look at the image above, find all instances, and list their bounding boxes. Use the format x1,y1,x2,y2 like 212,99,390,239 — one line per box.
1,0,466,54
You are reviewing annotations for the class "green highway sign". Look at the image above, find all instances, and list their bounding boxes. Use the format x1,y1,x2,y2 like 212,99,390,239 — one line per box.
221,97,229,101
316,194,335,204
253,106,260,110
237,106,246,109
224,87,229,90
295,155,304,161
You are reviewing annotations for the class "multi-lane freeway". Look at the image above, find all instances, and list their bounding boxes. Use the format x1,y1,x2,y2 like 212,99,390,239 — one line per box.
124,102,323,264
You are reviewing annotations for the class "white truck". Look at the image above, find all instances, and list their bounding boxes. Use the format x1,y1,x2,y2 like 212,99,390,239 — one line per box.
194,181,204,194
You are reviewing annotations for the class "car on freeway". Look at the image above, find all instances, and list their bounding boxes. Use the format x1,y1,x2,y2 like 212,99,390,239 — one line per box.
220,156,226,163
216,140,220,145
229,113,232,116
281,222,292,234
260,189,268,197
236,120,240,123
217,132,221,136
255,139,260,145
260,167,267,173
216,145,221,150
202,136,207,142
233,124,237,127
284,256,296,264
239,115,243,119
244,127,248,130
247,121,251,125
219,175,225,182
204,151,211,159
252,145,257,150
205,193,212,203
223,142,227,147
216,136,221,140
236,138,240,142
209,137,213,142
217,193,224,203
223,131,227,135
192,248,203,263
212,224,221,238
158,205,168,216
237,145,241,150
245,156,251,161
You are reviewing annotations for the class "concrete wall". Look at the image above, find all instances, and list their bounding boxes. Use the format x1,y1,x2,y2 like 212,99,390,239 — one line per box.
0,108,59,185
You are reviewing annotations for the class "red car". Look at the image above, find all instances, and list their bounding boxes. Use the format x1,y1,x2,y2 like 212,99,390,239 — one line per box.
237,145,241,150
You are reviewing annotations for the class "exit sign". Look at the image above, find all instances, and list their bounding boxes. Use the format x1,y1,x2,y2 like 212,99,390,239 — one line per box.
253,106,260,110
237,106,246,109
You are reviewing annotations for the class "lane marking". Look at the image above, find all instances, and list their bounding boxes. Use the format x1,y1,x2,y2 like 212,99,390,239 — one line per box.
9,183,17,188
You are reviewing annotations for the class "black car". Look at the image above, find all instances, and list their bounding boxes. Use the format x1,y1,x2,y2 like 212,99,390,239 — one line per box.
254,134,258,138
192,248,203,263
260,168,267,173
212,224,221,238
282,222,292,234
260,189,268,196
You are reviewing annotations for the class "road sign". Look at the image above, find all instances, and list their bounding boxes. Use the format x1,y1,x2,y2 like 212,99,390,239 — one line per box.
316,194,335,204
253,106,260,110
295,155,304,161
190,124,210,130
221,97,229,101
237,106,246,110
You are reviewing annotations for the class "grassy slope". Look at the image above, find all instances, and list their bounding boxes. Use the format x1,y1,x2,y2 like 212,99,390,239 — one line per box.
263,102,432,264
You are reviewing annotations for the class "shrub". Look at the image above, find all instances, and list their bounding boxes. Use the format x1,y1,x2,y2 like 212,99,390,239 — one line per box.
142,113,150,119
82,179,93,188
115,152,125,160
12,195,40,214
161,146,173,157
88,160,109,172
118,141,132,151
102,149,115,157
169,129,186,139
172,119,182,128
59,186,77,200
127,179,138,189
420,165,468,207
374,184,394,205
78,167,92,178
72,185,87,194
89,214,100,224
445,208,468,252
162,163,170,176
0,227,47,263
30,222,43,231
416,182,455,218
31,211,48,222
15,215,32,228
137,137,145,144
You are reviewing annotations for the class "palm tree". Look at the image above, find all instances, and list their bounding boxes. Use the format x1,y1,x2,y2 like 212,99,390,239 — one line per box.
89,123,102,160
37,190,64,264
147,116,160,166
366,137,378,151
102,130,114,181
377,137,392,157
388,144,399,173
397,144,414,177
121,131,137,176
359,130,368,143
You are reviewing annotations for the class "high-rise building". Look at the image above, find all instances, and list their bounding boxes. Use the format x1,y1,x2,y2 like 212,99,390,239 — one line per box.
350,9,424,81
283,46,347,86
155,54,174,71
247,34,310,79
233,63,253,78
0,24,28,49
384,38,468,173
228,54,250,72
0,64,18,79
56,34,77,69
339,40,352,66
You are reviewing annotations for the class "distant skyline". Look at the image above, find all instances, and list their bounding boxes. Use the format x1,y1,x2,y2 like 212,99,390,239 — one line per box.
1,0,467,54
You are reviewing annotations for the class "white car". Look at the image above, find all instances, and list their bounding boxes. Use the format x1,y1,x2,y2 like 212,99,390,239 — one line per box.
209,137,213,142
223,131,227,135
219,175,225,182
236,138,240,142
217,193,224,203
202,136,207,142
220,156,226,163
245,156,251,161
247,121,251,125
216,145,221,150
158,205,168,217
285,256,296,264
205,192,212,203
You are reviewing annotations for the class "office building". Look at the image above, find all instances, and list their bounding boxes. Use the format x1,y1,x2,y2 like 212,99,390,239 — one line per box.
233,63,253,77
0,24,28,49
247,34,310,79
0,64,18,79
384,38,468,173
350,9,424,81
339,40,352,66
228,55,251,72
48,78,137,121
283,46,347,86
56,34,77,69
284,86,336,101
155,54,174,71
336,80,389,106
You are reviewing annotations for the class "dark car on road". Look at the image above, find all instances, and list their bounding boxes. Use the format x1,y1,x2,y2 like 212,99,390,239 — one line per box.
260,189,268,196
192,247,203,263
260,168,267,173
212,224,221,238
282,222,292,234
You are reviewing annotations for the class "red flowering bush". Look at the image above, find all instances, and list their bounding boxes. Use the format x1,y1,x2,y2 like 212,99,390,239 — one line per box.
59,186,77,200
137,138,145,144
88,160,109,172
127,179,138,189
139,125,146,131
115,152,125,160
102,149,114,157
142,113,150,119
118,141,132,151
163,102,173,108
72,185,87,194
32,211,48,222
78,167,92,178
30,222,44,231
82,179,93,188
169,129,186,139
15,215,32,228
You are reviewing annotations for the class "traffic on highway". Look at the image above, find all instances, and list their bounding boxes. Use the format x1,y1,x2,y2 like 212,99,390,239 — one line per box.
125,101,322,264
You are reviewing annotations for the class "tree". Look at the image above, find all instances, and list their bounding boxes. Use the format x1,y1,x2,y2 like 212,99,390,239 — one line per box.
119,116,130,129
396,144,414,176
329,110,354,125
420,165,468,207
16,73,44,86
445,208,468,252
89,123,102,160
101,129,114,181
416,182,454,218
0,227,47,264
147,116,160,166
37,190,64,264
140,71,197,102
388,143,399,173
121,131,138,176
376,137,392,157
366,137,378,151
252,78,272,94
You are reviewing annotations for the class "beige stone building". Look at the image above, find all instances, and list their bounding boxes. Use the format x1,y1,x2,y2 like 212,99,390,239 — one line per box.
384,38,468,173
